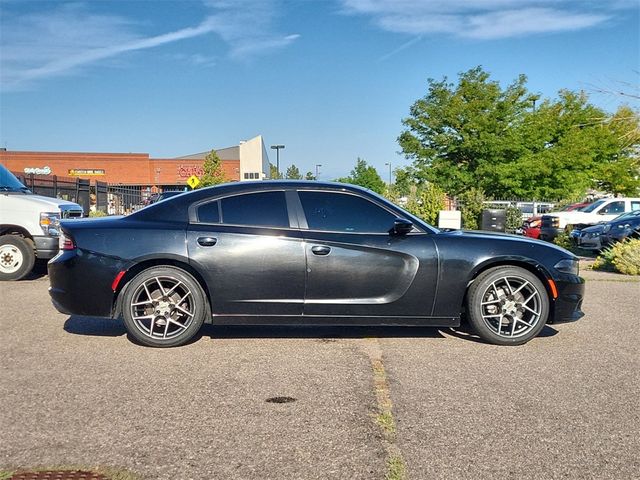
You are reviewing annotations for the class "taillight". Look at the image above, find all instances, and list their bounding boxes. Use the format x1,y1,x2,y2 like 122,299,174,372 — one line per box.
59,230,76,250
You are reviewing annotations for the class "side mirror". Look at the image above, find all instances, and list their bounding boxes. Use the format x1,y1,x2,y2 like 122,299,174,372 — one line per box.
391,218,413,236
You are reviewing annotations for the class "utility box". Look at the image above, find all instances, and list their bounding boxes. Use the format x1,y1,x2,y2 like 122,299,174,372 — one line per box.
481,209,506,232
438,210,462,229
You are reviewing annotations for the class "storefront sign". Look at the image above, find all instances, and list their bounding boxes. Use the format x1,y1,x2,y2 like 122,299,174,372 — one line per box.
68,168,106,176
178,164,204,178
24,166,51,175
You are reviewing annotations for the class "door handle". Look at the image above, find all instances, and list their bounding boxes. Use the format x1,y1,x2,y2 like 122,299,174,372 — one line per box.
311,245,331,256
197,236,217,247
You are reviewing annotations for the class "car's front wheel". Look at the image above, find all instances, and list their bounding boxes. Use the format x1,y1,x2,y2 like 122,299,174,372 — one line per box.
466,266,549,346
121,266,207,347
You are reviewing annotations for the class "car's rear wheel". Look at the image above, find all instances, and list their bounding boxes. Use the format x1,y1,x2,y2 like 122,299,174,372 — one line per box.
0,235,35,281
121,266,207,347
466,266,549,346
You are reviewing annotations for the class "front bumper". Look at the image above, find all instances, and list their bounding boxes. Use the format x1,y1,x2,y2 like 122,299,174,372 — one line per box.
33,235,59,259
548,275,585,324
539,227,563,242
576,236,602,250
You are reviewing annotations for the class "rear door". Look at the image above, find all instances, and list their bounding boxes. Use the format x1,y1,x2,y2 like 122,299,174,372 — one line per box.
187,190,306,316
295,190,439,320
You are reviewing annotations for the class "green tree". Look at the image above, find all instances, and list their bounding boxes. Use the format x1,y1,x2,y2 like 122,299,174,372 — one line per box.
399,66,534,197
198,150,226,188
270,163,283,179
305,171,316,180
399,66,640,199
592,106,640,196
337,157,386,194
285,164,303,179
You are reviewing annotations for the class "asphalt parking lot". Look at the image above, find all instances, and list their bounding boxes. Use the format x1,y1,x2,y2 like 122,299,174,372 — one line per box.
1,267,638,479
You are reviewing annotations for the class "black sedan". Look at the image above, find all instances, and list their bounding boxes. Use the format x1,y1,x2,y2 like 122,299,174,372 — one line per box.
49,181,585,347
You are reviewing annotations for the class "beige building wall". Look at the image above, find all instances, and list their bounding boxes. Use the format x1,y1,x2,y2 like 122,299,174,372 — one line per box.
239,135,270,181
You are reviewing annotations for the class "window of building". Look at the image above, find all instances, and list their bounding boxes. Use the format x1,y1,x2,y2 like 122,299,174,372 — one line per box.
221,191,289,228
298,191,397,233
197,201,220,223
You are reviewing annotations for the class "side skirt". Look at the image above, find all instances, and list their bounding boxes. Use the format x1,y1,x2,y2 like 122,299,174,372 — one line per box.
208,315,460,327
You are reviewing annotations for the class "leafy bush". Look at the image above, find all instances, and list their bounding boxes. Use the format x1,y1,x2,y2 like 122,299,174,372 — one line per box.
505,206,523,233
593,238,640,275
553,226,574,250
457,187,486,230
89,210,107,217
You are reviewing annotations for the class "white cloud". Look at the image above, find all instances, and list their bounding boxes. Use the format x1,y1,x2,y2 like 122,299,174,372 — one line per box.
340,0,624,39
0,1,299,90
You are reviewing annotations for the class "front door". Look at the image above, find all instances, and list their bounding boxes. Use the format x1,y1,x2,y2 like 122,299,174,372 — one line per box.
296,190,438,319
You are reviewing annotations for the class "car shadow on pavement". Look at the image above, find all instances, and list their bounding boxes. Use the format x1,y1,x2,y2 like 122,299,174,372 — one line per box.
64,315,127,337
443,324,559,344
200,324,448,341
24,259,49,281
62,316,559,345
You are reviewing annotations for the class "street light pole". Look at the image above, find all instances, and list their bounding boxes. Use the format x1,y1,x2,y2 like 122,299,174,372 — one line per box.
315,164,322,180
385,162,392,186
270,144,285,178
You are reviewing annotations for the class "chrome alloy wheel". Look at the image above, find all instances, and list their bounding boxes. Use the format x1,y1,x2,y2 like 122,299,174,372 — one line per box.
0,244,23,274
129,275,195,340
479,275,542,338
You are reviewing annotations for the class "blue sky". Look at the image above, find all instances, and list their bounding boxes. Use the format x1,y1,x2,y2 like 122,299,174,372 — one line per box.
1,0,638,180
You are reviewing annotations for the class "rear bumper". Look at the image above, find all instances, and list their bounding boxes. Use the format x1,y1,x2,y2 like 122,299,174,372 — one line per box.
48,249,127,317
549,275,585,324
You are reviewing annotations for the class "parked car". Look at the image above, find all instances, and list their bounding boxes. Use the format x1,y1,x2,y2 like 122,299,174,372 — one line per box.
49,181,585,347
540,198,640,242
522,202,590,239
1,163,83,281
599,210,640,247
149,190,185,204
575,224,606,251
574,210,640,251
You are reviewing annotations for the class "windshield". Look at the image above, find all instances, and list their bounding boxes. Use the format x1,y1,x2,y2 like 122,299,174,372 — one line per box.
613,210,640,221
0,164,31,193
581,199,607,213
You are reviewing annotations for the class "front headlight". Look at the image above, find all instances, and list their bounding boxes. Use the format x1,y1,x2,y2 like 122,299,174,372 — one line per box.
554,258,579,276
40,212,61,236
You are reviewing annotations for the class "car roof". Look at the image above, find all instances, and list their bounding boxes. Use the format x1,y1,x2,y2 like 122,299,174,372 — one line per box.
130,181,387,223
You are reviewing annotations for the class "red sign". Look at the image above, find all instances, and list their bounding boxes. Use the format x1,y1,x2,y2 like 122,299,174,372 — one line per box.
177,164,204,178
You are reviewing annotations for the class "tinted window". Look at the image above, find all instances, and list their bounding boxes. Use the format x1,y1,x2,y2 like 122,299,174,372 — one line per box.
299,191,397,233
631,201,640,211
197,201,220,223
221,191,289,228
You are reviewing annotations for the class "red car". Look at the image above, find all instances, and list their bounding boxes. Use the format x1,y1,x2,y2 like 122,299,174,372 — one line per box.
523,203,590,239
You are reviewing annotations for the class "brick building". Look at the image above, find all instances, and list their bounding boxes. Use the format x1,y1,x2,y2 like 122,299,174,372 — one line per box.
0,135,271,190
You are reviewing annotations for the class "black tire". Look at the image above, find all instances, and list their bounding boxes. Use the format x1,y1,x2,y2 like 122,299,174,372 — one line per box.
0,235,35,281
121,266,207,347
466,266,549,346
